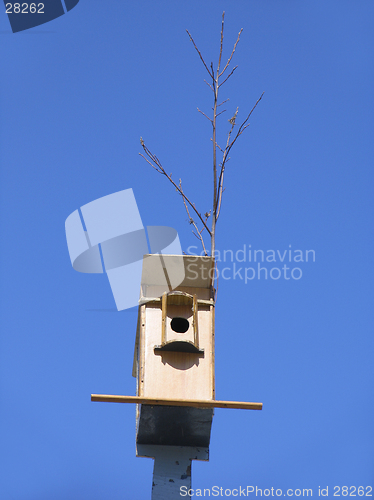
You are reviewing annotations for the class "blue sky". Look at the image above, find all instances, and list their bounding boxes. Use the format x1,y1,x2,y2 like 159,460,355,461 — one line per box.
1,1,373,498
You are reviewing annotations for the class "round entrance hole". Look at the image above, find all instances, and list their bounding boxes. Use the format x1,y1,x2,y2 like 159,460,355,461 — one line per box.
170,317,190,334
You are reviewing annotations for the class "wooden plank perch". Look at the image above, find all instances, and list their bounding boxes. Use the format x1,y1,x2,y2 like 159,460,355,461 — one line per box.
91,394,262,410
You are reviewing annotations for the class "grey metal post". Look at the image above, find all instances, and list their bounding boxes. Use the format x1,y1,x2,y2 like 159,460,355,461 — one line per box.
137,444,209,499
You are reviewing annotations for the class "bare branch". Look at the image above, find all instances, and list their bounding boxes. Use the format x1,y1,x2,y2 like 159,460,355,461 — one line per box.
219,28,243,77
211,54,218,257
139,140,212,236
216,116,236,219
180,179,208,256
228,107,239,126
139,152,160,172
210,62,215,93
186,30,213,78
213,260,219,302
218,98,229,107
216,92,264,219
197,107,213,123
216,109,226,118
204,79,214,91
211,137,224,152
143,15,263,264
226,91,264,153
216,171,225,220
217,11,225,74
220,65,238,86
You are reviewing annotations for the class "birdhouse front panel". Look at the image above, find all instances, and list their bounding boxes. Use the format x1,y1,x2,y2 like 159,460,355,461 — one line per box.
138,299,214,401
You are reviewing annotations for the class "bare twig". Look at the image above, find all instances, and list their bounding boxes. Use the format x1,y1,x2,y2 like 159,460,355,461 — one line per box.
211,62,215,90
213,260,219,302
139,140,212,237
216,111,237,219
220,65,238,86
180,179,208,256
218,98,229,107
226,92,264,155
219,28,243,77
141,13,263,263
215,141,224,153
197,107,213,123
216,109,227,118
186,30,213,78
217,11,225,73
204,79,214,91
216,92,264,219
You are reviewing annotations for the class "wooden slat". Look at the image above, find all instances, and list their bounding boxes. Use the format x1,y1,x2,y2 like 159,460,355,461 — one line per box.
211,301,215,400
193,294,198,349
132,306,141,378
91,394,262,410
139,297,214,306
138,304,146,397
161,292,167,345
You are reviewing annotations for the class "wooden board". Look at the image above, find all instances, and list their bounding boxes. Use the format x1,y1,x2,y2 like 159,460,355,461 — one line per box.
91,394,263,410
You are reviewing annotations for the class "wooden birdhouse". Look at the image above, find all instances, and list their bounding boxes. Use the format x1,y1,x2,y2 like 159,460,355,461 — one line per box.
91,253,262,451
133,254,215,448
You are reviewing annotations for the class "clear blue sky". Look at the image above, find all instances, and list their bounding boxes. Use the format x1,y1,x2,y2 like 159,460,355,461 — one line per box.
1,1,373,498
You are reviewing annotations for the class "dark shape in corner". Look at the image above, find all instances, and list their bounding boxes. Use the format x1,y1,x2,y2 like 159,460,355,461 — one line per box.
4,0,80,33
64,0,79,12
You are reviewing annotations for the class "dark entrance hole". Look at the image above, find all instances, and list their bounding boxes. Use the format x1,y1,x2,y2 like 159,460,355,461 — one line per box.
170,317,190,333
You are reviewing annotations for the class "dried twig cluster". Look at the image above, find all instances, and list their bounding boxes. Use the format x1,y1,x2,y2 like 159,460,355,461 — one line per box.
140,11,264,257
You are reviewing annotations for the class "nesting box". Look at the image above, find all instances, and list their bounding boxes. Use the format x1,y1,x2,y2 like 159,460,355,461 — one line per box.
133,254,215,448
91,252,261,448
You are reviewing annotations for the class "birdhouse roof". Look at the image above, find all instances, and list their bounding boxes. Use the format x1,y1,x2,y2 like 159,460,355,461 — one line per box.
141,254,214,290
